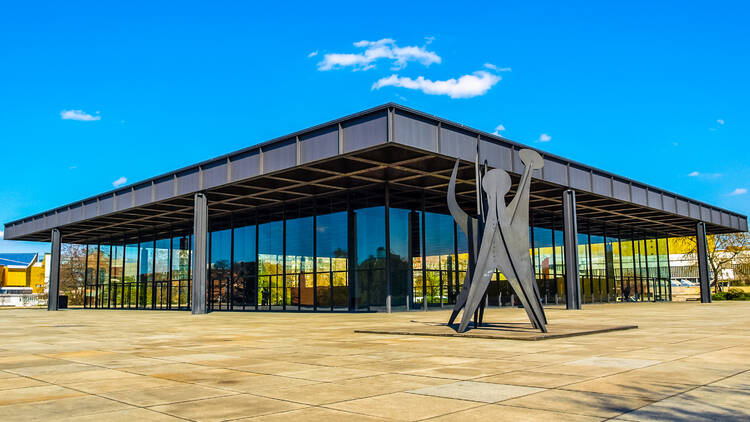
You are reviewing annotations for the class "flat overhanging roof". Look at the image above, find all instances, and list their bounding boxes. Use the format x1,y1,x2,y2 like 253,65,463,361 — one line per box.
4,103,747,243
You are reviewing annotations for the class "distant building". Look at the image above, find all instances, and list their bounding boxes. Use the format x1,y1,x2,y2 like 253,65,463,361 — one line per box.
0,253,48,306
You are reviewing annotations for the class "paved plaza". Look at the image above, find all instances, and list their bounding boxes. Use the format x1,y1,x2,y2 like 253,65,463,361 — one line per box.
1,302,748,421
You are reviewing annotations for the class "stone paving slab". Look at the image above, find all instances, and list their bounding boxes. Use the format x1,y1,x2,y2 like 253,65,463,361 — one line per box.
0,302,748,421
355,321,638,340
408,380,544,403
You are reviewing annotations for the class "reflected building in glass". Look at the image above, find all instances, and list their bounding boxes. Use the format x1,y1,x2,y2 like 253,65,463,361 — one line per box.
4,104,747,312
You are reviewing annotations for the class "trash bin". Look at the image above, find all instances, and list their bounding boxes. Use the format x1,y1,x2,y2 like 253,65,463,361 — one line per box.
58,295,68,309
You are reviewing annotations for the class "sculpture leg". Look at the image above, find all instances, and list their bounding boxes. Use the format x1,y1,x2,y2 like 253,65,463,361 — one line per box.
459,268,493,332
505,275,546,332
530,275,548,325
448,271,472,326
478,292,487,326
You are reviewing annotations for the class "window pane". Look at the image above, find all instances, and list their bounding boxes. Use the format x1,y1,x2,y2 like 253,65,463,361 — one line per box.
355,206,386,309
389,208,410,309
258,220,283,309
209,229,231,310
316,211,348,310
233,224,256,309
286,216,313,309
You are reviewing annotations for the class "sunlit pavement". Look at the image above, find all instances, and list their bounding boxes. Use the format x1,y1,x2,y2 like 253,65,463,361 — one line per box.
0,302,748,421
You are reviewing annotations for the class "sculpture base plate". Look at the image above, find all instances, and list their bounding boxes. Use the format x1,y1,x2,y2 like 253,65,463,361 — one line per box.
355,322,637,341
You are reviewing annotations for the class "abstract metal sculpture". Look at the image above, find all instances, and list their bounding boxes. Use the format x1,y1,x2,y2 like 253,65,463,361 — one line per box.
447,149,548,333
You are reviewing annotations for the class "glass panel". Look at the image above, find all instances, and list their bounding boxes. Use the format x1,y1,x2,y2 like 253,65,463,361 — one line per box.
154,238,170,309
316,211,348,311
578,233,590,303
636,238,646,301
171,235,191,309
411,210,423,308
59,243,86,307
389,208,411,310
533,226,557,304
139,240,153,308
111,245,124,308
606,233,620,302
553,225,566,303
456,219,469,304
209,229,231,311
658,237,670,301
355,207,386,310
258,220,283,310
621,237,636,301
124,243,138,308
646,238,659,301
154,239,170,281
98,245,111,308
85,244,98,308
286,216,313,310
233,224,257,310
424,212,454,307
590,234,606,302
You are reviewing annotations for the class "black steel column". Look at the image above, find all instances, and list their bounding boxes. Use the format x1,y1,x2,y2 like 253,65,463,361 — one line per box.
696,222,712,303
192,193,208,314
48,229,61,311
562,190,582,310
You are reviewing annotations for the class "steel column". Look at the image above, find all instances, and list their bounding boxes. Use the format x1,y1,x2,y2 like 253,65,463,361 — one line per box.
47,229,61,311
696,222,712,303
192,193,208,314
562,190,582,310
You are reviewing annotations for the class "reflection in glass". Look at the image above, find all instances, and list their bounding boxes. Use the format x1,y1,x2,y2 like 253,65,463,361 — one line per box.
316,211,348,311
111,245,124,308
172,235,191,309
258,220,283,309
233,225,256,310
355,207,386,310
424,212,454,307
389,208,411,310
139,240,154,308
286,216,313,310
124,243,138,308
154,238,170,309
210,229,231,310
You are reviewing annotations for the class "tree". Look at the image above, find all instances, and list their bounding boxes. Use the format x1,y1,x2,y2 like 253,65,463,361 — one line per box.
59,243,87,306
675,233,750,292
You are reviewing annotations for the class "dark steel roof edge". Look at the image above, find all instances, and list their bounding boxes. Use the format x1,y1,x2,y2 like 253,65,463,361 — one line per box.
5,102,747,227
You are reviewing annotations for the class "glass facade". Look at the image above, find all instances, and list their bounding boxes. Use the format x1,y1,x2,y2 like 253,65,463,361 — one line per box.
82,189,675,311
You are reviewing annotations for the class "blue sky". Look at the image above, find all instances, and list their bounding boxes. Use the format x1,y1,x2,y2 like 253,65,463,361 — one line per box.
1,1,748,255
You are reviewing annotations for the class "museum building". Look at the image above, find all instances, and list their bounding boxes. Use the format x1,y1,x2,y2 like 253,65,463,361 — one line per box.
4,104,747,313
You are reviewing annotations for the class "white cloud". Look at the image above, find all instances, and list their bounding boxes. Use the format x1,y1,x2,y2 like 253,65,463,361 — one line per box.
307,50,318,58
688,171,722,179
483,63,511,72
372,70,499,99
729,188,747,196
112,177,127,187
538,133,552,142
717,119,725,125
61,109,100,121
493,124,506,135
0,231,3,240
68,165,77,170
318,38,441,71
424,36,435,45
